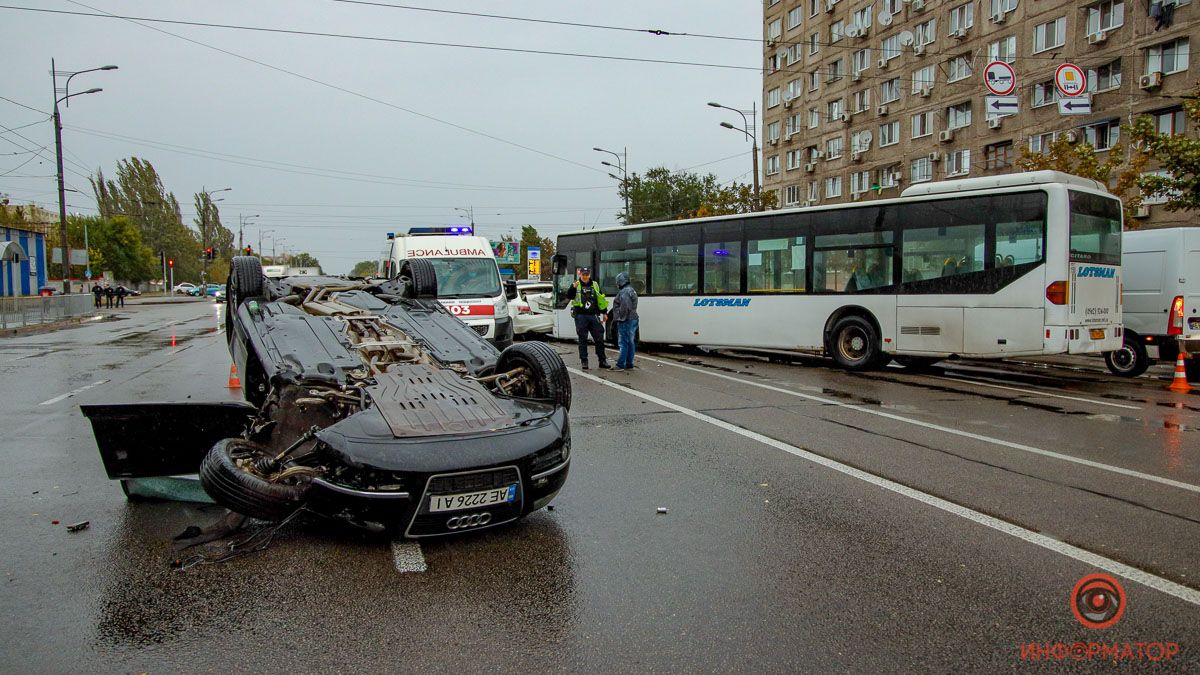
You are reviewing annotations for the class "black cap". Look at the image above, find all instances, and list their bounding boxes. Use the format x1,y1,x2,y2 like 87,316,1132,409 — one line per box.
579,267,591,273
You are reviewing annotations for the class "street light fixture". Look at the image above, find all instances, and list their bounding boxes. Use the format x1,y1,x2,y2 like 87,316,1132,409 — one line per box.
239,214,260,251
594,146,630,224
453,206,475,232
708,101,761,206
52,59,116,292
198,187,231,284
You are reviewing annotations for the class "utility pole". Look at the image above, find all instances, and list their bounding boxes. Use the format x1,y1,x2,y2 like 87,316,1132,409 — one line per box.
594,146,630,224
709,101,761,209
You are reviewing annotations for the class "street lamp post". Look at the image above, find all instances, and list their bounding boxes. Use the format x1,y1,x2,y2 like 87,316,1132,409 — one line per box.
708,101,760,208
594,146,630,224
453,207,475,232
199,187,231,284
259,229,275,260
52,60,117,292
239,213,260,252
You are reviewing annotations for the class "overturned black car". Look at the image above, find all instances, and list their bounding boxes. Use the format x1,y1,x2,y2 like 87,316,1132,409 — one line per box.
84,257,571,537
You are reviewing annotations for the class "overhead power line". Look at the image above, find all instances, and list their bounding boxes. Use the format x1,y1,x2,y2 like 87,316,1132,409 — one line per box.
0,95,48,115
0,5,757,71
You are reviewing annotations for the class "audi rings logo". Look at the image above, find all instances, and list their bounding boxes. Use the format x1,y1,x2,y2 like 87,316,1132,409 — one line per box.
446,512,492,530
1071,573,1126,629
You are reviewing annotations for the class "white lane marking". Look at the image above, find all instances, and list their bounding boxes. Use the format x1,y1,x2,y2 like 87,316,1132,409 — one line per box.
929,374,1141,410
571,367,1200,607
38,380,110,406
391,540,427,573
638,355,1200,495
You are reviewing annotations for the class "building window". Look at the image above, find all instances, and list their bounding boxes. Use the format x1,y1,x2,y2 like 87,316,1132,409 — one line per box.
1032,81,1059,107
826,136,845,158
949,2,974,33
1141,170,1178,205
808,31,821,55
880,77,901,103
786,149,803,170
912,111,933,138
768,19,783,41
1033,17,1066,53
808,181,819,202
991,0,1017,14
825,172,844,196
853,6,873,29
915,19,937,45
851,130,872,153
850,170,872,194
786,77,803,100
808,107,820,128
880,120,900,146
946,148,970,176
1146,38,1190,75
984,141,1013,169
947,101,972,129
1154,108,1186,135
808,70,820,92
1088,60,1121,92
831,20,846,43
1087,0,1123,36
767,121,781,143
879,164,901,187
1030,132,1056,154
911,156,933,183
766,155,781,175
883,0,902,14
810,0,820,17
828,58,845,80
853,88,871,113
1083,119,1120,151
828,98,845,122
787,112,802,136
988,36,1016,64
853,48,871,74
912,65,935,93
787,6,804,30
881,35,902,60
947,55,972,82
784,185,802,206
807,145,820,162
767,53,779,73
768,88,782,108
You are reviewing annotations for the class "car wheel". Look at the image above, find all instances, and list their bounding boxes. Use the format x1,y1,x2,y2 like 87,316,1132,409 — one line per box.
227,256,264,342
199,438,310,521
829,315,882,371
400,259,438,299
495,341,572,410
893,355,941,370
1104,337,1149,377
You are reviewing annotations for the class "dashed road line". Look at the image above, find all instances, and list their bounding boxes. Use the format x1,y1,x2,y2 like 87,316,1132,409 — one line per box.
571,366,1200,608
391,540,427,573
38,380,109,406
929,374,1142,410
639,354,1200,495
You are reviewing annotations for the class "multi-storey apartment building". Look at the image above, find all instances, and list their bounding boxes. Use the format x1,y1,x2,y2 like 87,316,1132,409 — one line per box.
761,0,1194,227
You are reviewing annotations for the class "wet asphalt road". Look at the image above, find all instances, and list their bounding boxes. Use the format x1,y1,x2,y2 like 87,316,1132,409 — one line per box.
2,300,1199,672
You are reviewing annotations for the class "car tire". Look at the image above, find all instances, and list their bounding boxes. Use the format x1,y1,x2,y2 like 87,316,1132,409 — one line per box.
226,256,264,342
829,315,882,371
199,438,310,522
893,355,941,370
400,259,438,299
495,341,572,410
1104,336,1149,377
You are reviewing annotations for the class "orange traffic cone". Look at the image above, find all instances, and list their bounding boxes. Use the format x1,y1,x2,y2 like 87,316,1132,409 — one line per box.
227,363,242,389
1168,353,1191,393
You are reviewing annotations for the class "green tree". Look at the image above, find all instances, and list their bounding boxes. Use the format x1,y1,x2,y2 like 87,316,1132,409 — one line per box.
351,260,378,277
618,167,771,224
1127,95,1200,212
193,191,234,284
287,252,321,269
1016,135,1147,225
92,158,202,281
696,181,778,217
517,225,556,279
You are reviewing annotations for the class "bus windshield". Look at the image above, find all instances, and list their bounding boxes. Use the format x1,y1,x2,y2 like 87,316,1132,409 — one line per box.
426,258,501,299
1068,191,1121,265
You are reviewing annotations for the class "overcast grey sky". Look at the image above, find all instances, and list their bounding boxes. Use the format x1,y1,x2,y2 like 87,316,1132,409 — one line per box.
2,1,761,273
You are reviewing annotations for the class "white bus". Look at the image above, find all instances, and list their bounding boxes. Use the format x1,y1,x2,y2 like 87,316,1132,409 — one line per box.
381,228,514,348
549,171,1123,370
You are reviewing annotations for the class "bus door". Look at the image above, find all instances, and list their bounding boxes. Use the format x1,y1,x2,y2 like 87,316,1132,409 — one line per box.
550,251,591,340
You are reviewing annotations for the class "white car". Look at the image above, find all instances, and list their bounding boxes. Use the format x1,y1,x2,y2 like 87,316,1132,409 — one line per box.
173,282,198,295
510,282,555,335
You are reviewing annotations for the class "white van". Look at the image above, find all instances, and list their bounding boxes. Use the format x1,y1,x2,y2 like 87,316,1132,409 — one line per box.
1106,227,1200,378
381,229,514,348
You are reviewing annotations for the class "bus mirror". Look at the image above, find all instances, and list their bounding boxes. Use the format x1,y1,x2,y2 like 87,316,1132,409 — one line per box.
551,254,568,275
504,279,518,301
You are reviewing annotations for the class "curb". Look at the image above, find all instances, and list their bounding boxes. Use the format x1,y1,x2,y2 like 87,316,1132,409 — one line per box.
1,313,106,337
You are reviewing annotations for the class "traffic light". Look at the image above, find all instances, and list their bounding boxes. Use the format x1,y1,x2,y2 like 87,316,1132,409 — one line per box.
168,258,174,268
205,247,215,261
244,246,253,255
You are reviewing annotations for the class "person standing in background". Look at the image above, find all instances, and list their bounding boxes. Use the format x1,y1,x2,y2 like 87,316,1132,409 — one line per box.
565,267,609,370
91,282,103,309
610,271,639,371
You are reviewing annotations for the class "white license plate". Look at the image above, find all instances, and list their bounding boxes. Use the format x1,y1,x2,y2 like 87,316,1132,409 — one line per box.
429,484,517,512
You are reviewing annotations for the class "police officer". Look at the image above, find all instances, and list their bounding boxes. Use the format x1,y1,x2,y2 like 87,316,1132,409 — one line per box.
565,267,610,370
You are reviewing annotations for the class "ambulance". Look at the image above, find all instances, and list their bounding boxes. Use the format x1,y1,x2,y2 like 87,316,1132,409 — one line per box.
381,227,514,348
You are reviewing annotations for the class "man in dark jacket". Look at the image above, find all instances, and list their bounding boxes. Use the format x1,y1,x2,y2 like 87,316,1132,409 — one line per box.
104,285,114,309
564,267,609,370
611,271,639,371
91,283,103,309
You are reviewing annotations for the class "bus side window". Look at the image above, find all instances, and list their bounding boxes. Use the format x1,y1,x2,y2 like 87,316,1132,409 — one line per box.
996,221,1044,266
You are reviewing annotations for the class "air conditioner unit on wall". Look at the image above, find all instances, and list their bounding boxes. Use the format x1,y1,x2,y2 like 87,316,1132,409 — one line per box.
1088,30,1108,45
991,11,1006,24
928,152,941,162
1140,71,1164,90
852,71,862,81
939,129,954,142
988,117,1002,129
841,113,852,123
952,28,968,40
1134,204,1151,218
813,150,825,159
1064,129,1080,144
877,105,889,116
825,0,836,12
852,151,864,162
912,0,927,10
769,138,779,145
913,43,926,56
805,162,817,172
919,85,932,98
783,98,794,108
879,57,890,69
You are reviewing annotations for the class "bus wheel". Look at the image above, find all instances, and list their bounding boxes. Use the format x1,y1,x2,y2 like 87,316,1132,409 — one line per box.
1104,337,1149,377
830,315,881,371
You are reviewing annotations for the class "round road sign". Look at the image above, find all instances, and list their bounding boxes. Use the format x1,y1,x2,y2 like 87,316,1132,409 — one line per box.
1055,63,1087,98
983,61,1016,96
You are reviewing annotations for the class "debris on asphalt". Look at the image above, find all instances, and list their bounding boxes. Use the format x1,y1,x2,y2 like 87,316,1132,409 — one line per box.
51,520,59,525
656,507,669,514
66,521,90,533
546,504,555,511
